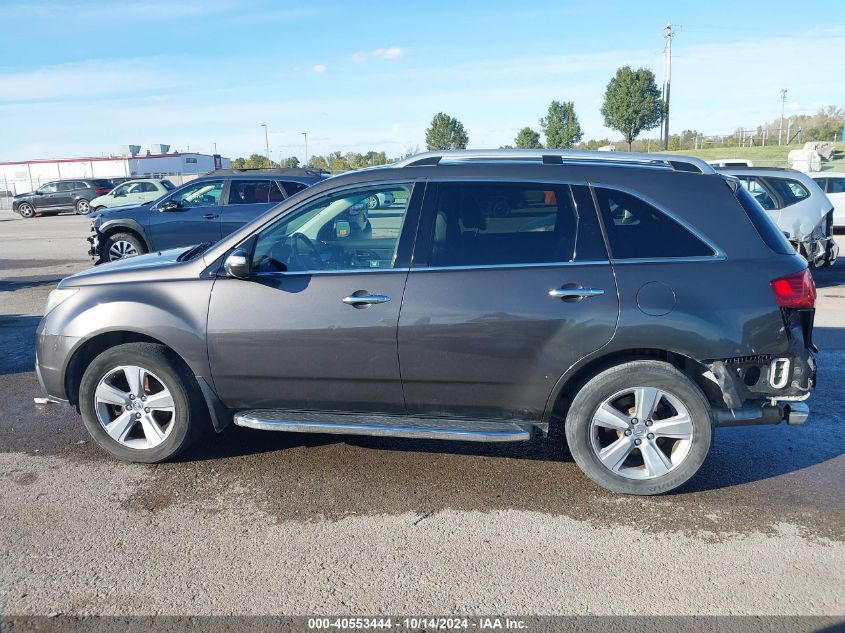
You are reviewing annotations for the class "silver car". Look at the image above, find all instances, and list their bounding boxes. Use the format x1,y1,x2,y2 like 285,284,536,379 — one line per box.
719,167,838,267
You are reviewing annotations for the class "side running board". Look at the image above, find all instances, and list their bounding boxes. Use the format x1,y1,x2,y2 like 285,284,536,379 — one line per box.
234,409,534,442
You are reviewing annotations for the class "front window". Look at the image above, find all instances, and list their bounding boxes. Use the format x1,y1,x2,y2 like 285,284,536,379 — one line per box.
168,180,224,207
251,183,413,273
111,183,132,196
39,183,58,194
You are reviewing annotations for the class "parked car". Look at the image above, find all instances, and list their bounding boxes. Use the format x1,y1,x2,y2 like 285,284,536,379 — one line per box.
718,167,838,267
90,179,175,210
13,179,114,218
809,171,845,230
706,159,753,168
38,150,816,495
87,169,326,262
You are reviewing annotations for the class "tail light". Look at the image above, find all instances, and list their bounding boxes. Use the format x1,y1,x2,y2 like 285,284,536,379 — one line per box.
95,187,111,195
770,269,816,309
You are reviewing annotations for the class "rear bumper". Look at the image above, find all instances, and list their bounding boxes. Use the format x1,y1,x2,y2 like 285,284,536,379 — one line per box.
792,235,838,267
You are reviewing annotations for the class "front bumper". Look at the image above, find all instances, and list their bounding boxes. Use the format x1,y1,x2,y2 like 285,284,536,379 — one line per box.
87,223,101,261
35,319,82,404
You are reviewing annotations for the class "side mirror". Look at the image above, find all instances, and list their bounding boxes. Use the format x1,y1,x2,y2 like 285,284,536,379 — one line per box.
161,200,180,212
223,248,251,279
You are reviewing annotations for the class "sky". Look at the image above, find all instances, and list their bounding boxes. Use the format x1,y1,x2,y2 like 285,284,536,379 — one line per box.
0,0,843,162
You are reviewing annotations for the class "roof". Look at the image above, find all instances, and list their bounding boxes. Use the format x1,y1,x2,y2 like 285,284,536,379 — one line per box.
391,149,715,174
207,167,328,179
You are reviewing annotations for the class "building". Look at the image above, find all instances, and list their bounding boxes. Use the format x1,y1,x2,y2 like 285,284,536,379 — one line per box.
0,146,231,195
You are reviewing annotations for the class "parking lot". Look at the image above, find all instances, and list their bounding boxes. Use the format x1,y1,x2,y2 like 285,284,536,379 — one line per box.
0,212,843,616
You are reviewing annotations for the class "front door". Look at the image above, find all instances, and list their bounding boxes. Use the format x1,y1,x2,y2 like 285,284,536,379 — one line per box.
398,181,619,421
147,179,224,250
207,180,422,412
34,182,61,210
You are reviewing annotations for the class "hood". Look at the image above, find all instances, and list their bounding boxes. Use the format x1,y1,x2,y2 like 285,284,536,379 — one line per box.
58,246,205,287
89,202,149,220
14,191,35,199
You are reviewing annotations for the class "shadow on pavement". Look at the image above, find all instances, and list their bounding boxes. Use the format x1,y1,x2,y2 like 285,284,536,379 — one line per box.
0,314,41,375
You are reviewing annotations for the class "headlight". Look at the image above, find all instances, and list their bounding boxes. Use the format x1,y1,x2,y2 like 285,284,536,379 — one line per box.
44,288,79,315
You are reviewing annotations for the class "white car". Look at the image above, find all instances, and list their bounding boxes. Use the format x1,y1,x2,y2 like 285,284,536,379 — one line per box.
706,159,753,168
719,167,838,268
90,179,175,210
810,172,845,230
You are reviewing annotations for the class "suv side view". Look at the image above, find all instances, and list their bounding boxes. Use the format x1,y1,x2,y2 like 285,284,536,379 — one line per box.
37,150,816,495
13,179,115,218
87,168,326,262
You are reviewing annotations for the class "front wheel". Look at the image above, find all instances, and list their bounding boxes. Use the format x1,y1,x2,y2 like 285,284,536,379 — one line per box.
102,231,147,261
75,199,91,214
565,360,713,495
78,343,207,463
18,203,35,218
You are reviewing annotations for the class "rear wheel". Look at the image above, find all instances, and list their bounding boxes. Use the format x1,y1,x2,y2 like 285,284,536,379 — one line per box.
75,199,91,214
18,203,35,218
102,231,146,261
79,343,207,463
565,360,713,495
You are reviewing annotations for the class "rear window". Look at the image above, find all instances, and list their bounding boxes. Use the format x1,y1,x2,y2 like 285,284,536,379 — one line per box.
764,177,810,207
733,184,794,255
593,188,714,259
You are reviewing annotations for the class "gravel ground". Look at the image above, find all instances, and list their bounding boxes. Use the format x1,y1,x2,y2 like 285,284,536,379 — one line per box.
0,213,843,617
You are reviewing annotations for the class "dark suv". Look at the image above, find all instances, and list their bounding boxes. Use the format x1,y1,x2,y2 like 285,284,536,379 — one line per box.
87,168,327,262
36,150,816,495
13,179,114,218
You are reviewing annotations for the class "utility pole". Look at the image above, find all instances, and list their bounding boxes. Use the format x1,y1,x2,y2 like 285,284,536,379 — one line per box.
302,132,308,165
260,124,270,165
778,89,787,146
661,22,673,150
213,142,217,154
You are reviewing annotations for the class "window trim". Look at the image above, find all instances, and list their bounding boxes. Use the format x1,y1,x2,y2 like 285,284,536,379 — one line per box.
589,182,725,264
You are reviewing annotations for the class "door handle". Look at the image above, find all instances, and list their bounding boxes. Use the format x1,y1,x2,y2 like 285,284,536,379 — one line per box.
204,213,219,219
549,286,605,301
342,293,391,307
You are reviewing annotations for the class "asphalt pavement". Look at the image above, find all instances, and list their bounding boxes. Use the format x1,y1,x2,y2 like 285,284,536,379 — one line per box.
0,213,843,617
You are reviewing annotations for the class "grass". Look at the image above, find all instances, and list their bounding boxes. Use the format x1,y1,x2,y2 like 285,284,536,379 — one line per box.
657,142,845,171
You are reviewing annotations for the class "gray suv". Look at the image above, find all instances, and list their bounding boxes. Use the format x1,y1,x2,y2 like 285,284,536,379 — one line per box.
87,168,326,262
36,150,817,495
13,179,115,217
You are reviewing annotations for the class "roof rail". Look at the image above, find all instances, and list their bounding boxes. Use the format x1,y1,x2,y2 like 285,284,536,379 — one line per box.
208,167,329,178
391,149,715,174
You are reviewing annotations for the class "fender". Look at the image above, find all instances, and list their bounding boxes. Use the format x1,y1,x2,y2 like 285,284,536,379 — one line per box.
97,217,153,250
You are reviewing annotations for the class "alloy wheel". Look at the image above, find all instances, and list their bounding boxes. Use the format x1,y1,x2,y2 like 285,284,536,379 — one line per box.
589,386,694,480
19,203,34,218
76,199,90,214
94,365,176,449
108,240,138,260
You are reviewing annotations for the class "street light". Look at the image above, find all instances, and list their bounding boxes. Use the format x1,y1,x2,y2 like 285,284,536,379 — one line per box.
260,124,270,165
302,132,308,165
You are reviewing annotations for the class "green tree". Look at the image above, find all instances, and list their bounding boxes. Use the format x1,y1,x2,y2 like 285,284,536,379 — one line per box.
425,112,469,150
279,156,300,169
307,155,329,170
600,66,664,151
540,101,583,149
514,127,543,149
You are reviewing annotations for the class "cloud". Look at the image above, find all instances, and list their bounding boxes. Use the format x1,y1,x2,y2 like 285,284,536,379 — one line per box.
310,64,327,74
352,47,406,62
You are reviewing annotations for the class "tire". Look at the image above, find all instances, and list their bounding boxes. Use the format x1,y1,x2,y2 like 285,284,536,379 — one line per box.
102,231,146,261
565,360,713,495
93,206,106,211
17,203,35,218
78,343,208,463
367,194,380,210
75,199,91,214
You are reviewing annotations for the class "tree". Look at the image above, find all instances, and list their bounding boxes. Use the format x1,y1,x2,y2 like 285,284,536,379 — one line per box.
540,101,583,149
425,112,469,150
600,66,664,151
307,155,329,171
279,156,300,169
514,127,542,149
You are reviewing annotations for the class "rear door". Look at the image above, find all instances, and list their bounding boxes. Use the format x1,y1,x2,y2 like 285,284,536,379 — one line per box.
147,179,224,250
397,181,618,421
822,177,845,228
221,179,286,237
